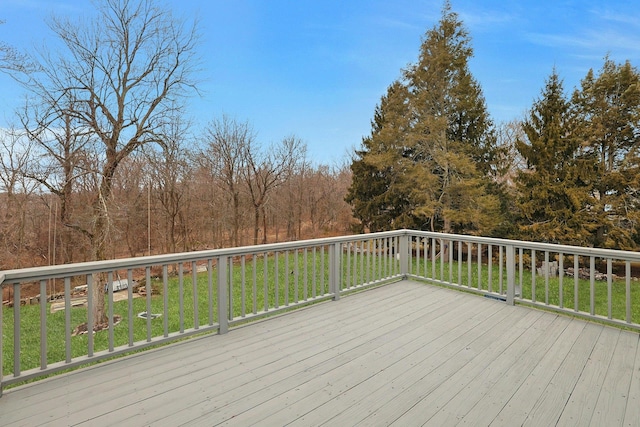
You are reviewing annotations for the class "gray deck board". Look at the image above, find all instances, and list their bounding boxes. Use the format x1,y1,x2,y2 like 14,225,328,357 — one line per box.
1,280,638,426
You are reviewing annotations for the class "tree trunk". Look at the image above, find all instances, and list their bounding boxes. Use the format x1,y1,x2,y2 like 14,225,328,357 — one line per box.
253,204,260,245
232,192,240,247
261,205,268,244
90,211,109,326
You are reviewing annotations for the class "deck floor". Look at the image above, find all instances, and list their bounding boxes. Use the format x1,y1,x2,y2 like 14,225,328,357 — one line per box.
2,280,640,426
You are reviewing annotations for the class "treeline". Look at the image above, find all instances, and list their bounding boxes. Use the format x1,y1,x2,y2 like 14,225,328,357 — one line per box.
0,121,352,269
347,3,640,250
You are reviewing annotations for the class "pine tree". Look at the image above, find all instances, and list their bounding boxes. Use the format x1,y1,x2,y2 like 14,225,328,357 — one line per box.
403,1,499,234
572,58,640,249
515,71,597,245
346,81,423,231
347,2,499,235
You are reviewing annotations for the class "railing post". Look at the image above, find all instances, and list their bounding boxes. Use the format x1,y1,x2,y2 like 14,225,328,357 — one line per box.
217,255,229,334
399,234,409,278
506,244,516,305
330,243,341,300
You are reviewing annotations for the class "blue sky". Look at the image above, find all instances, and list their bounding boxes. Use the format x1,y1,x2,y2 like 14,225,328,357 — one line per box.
1,0,639,164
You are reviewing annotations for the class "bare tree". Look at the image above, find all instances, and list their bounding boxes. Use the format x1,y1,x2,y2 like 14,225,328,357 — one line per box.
20,101,96,264
13,0,200,327
243,135,307,245
0,20,33,73
145,116,193,254
201,116,253,247
0,127,37,268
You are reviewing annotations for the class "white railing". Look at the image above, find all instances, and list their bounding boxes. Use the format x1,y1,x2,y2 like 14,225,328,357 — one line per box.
2,229,640,395
407,231,640,329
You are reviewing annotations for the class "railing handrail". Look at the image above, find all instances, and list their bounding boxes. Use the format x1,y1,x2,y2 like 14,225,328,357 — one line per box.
0,230,403,286
408,230,640,261
4,229,639,286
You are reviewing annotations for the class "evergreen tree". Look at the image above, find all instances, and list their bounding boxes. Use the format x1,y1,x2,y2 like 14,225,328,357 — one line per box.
515,71,597,245
347,1,499,234
404,1,498,234
346,81,423,231
572,58,640,249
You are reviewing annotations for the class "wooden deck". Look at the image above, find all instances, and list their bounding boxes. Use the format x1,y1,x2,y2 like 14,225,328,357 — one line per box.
2,280,640,426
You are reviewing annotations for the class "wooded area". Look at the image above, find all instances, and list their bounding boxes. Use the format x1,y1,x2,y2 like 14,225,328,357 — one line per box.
0,123,353,269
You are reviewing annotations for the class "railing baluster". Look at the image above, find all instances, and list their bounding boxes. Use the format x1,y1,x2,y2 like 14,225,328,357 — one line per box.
229,257,234,318
431,238,436,280
477,243,482,290
559,253,564,309
544,251,549,305
506,244,515,305
40,279,47,370
590,256,595,316
163,264,169,336
368,241,373,282
263,253,268,311
178,263,184,334
457,241,462,285
376,239,380,282
607,258,612,319
448,239,453,283
626,261,632,323
387,237,396,278
382,237,386,280
294,250,299,303
13,284,20,377
217,255,228,334
107,272,114,352
574,255,579,312
439,239,444,281
65,277,71,362
321,247,325,295
467,242,472,288
312,247,317,298
518,248,523,296
192,261,199,329
352,241,359,286
499,246,504,295
208,259,214,325
303,248,308,301
359,240,367,285
241,256,246,317
488,245,493,290
127,269,134,346
531,249,536,303
87,275,94,357
253,255,258,313
146,267,152,342
284,251,289,306
346,243,351,289
275,252,280,308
